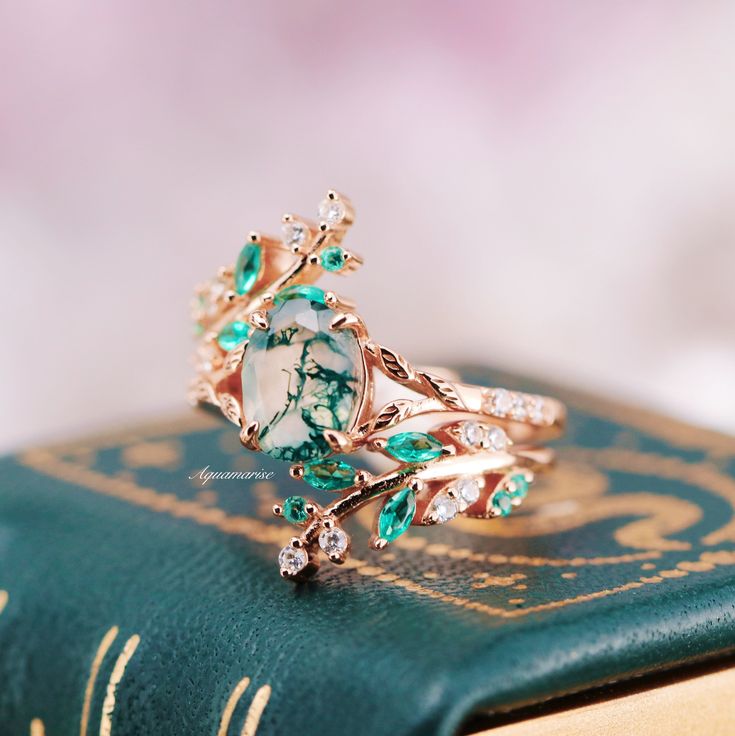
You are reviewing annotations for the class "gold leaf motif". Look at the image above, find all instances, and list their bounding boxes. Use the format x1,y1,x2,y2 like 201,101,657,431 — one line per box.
418,371,466,410
371,400,413,432
218,393,242,426
379,346,413,382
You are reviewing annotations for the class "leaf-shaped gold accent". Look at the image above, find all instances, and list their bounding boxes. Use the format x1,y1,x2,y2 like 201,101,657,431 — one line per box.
418,371,466,410
370,400,413,432
218,393,242,426
378,346,413,382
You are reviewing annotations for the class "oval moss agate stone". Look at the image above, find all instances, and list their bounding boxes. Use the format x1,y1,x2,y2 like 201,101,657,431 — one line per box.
241,290,364,462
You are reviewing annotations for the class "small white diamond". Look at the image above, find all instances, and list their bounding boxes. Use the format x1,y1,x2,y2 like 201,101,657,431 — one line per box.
529,396,545,424
278,545,308,574
282,221,308,249
510,394,528,420
484,425,508,451
318,197,346,226
432,494,458,523
491,389,513,416
459,421,484,448
456,477,480,505
319,527,349,556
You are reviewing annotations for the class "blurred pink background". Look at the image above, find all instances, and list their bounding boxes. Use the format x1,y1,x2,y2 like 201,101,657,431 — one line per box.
1,2,734,451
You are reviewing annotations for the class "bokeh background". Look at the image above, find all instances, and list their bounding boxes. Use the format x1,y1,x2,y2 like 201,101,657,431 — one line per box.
1,1,734,452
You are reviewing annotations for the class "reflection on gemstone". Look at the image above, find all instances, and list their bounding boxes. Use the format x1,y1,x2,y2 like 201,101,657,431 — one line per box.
235,242,262,295
241,294,364,462
378,489,416,541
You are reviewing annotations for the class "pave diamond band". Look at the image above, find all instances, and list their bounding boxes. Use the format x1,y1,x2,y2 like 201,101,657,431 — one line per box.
189,191,565,581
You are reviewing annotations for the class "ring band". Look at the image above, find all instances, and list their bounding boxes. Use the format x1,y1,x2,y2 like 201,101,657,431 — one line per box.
189,191,565,581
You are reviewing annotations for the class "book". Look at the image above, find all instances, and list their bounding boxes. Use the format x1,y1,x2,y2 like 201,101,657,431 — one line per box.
1,366,734,735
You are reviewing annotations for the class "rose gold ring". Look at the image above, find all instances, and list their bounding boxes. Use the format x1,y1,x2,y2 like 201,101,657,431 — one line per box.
189,190,565,580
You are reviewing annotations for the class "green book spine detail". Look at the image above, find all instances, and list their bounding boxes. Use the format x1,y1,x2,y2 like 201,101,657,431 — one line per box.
1,367,734,736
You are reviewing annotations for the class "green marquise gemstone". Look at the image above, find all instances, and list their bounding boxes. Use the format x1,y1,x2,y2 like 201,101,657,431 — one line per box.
303,459,356,491
216,320,251,351
235,242,263,295
283,495,309,524
385,432,443,463
320,246,345,272
274,284,326,305
241,291,364,462
509,473,529,500
492,490,513,517
378,489,416,542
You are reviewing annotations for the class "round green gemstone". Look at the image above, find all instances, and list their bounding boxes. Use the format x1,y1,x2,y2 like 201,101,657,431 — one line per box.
283,496,309,524
378,489,416,542
216,321,251,351
274,284,326,305
509,473,529,500
385,432,443,463
492,490,513,517
235,242,263,295
320,246,345,272
303,459,356,491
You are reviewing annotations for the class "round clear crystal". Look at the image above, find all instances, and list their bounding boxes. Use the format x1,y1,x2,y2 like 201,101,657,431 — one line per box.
459,421,484,448
282,220,308,249
318,198,346,226
529,396,545,424
319,527,349,556
456,477,480,505
491,389,513,416
432,494,458,523
510,395,528,420
485,425,508,451
278,545,308,574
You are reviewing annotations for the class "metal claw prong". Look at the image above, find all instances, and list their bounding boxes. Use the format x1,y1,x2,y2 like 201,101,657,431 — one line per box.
240,421,260,451
441,444,457,456
305,503,318,516
408,477,424,493
308,254,319,266
324,291,338,308
290,537,303,549
289,464,304,480
322,517,335,530
323,429,353,454
248,231,260,243
272,504,283,517
249,311,269,331
329,312,367,338
370,438,387,452
370,536,389,551
341,250,363,269
354,470,373,487
224,290,237,303
329,553,345,565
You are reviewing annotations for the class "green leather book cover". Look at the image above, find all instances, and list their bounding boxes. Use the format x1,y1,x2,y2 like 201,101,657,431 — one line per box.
1,367,734,735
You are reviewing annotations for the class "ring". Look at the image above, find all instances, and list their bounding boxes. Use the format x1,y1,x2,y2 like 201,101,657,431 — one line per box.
189,190,565,581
